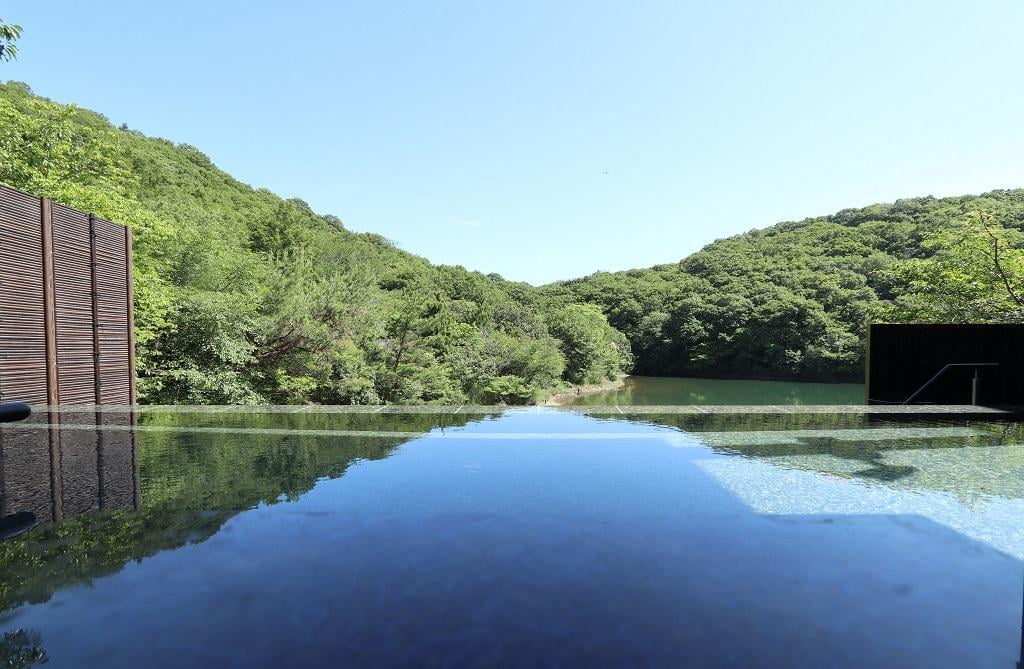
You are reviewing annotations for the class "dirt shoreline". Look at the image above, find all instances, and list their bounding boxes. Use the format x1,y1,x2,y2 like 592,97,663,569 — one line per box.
542,374,627,406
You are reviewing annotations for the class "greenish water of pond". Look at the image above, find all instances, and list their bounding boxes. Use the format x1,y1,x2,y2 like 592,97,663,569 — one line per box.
569,375,865,405
0,408,1020,668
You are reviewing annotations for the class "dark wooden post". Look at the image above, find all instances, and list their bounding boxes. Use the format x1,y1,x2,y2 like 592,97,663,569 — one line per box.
42,198,63,518
41,197,59,406
125,227,137,405
88,214,102,405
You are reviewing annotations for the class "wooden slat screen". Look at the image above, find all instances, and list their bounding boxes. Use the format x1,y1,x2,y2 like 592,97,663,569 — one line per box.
93,218,132,404
51,203,98,405
0,184,135,406
0,185,49,404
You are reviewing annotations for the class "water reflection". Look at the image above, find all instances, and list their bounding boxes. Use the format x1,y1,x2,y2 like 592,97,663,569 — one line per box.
0,411,141,669
0,512,37,540
0,409,493,616
0,412,139,536
0,409,1019,667
567,375,865,405
634,413,1024,668
0,629,47,668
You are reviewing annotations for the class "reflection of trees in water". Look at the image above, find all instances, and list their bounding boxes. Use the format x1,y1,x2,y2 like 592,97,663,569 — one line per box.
0,629,47,668
0,410,494,614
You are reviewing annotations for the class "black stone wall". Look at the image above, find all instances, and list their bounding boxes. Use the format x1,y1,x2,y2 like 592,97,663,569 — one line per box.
866,324,1024,406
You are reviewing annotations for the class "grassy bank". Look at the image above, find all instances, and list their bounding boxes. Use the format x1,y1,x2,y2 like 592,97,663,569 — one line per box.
543,374,627,406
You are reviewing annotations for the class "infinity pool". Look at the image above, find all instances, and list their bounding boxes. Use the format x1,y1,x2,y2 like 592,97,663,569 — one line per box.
0,408,1021,667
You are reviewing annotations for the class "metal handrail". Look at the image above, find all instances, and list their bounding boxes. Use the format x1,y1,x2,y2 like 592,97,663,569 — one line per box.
902,363,999,405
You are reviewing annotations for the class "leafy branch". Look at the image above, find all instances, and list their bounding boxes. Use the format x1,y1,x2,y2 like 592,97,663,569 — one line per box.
977,211,1024,307
0,19,22,62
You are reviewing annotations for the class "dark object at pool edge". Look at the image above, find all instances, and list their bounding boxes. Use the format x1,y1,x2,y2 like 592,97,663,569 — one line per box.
0,402,31,423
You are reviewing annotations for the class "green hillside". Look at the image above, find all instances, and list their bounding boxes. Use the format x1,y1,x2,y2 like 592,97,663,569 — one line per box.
0,81,628,404
3,80,1021,395
547,190,1024,381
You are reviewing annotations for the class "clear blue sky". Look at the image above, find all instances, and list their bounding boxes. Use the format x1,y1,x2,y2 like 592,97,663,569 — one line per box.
4,1,1024,284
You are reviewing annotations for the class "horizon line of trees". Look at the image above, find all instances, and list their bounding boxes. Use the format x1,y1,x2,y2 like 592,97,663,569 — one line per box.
0,81,630,405
548,191,1024,382
3,79,1023,399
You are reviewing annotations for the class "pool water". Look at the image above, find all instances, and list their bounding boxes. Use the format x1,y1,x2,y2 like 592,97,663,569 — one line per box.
568,376,865,405
0,408,1021,667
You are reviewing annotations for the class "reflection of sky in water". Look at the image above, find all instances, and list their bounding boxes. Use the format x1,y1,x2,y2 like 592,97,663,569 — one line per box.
1,410,1021,667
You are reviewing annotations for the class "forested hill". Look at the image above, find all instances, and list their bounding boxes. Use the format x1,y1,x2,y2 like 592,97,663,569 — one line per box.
0,81,629,404
4,81,1022,397
546,189,1024,382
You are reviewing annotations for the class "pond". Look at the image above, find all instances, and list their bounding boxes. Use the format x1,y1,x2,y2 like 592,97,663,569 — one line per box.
569,375,865,405
0,407,1020,667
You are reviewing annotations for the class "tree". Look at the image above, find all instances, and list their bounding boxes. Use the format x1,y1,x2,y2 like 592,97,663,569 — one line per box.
545,304,631,385
0,19,21,62
889,208,1024,323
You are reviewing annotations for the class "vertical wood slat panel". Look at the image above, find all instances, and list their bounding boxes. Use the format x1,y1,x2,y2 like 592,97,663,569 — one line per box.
0,185,49,404
94,217,131,404
1,185,133,406
51,202,97,405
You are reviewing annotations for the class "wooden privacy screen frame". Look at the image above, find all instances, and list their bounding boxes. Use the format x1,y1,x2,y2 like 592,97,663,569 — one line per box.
0,184,135,406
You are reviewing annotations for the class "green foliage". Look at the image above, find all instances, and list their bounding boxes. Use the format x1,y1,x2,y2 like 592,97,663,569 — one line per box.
552,190,1024,382
6,80,1022,390
481,375,536,404
545,304,631,384
888,207,1024,323
0,20,21,62
0,82,629,404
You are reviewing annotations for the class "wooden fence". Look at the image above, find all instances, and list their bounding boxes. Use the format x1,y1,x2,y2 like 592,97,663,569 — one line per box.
0,184,136,405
